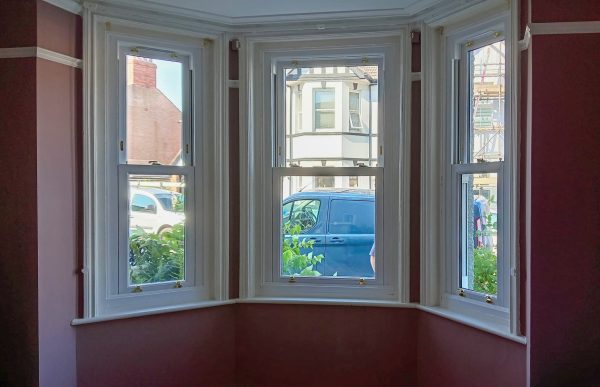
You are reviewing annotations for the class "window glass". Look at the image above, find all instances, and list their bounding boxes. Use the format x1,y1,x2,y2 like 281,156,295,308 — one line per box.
349,92,362,129
126,55,184,165
285,200,321,233
284,65,378,167
314,89,335,109
468,41,505,163
459,172,498,295
280,176,376,279
128,174,186,286
131,194,156,213
328,200,375,235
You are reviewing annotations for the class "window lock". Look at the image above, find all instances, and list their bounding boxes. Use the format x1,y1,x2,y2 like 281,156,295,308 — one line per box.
132,286,143,293
148,160,161,165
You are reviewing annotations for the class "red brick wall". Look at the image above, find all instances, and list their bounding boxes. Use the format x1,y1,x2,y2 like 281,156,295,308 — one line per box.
127,58,182,165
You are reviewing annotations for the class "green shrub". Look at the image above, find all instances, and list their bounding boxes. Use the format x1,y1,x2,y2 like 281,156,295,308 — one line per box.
281,223,324,276
128,224,185,284
473,246,497,294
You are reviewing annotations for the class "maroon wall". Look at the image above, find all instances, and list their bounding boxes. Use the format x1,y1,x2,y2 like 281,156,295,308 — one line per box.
76,306,236,387
0,57,40,387
0,0,37,48
531,0,600,23
409,30,421,303
236,304,419,386
529,32,600,385
417,313,526,386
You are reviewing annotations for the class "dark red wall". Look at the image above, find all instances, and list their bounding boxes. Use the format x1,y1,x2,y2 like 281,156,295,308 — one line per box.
531,0,600,23
76,306,236,387
236,304,419,386
418,313,526,387
0,0,37,48
0,57,40,387
529,32,600,385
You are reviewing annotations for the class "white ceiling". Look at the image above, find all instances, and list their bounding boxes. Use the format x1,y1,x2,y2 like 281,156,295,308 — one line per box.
103,0,450,24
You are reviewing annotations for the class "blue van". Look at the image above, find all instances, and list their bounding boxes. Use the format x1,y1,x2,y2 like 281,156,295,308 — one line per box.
282,189,375,278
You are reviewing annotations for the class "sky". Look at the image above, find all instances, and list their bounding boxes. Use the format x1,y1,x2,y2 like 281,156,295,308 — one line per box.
155,59,183,111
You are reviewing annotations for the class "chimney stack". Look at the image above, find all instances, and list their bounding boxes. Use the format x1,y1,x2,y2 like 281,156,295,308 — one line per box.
127,56,157,88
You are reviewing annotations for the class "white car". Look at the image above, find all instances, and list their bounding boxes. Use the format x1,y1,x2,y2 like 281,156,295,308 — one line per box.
129,187,185,234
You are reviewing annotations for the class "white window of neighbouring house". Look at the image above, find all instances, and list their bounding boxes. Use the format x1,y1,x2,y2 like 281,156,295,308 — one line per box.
85,20,225,317
245,34,406,300
313,88,335,129
349,91,362,129
440,15,515,326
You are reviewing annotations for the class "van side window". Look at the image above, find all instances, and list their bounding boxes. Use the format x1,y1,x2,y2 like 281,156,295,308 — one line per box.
328,200,374,234
284,200,321,232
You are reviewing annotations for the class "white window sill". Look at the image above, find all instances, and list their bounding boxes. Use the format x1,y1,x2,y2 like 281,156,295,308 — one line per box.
417,305,527,345
71,299,236,326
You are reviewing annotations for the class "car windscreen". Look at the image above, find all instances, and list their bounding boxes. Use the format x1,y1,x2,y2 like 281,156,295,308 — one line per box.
155,193,184,212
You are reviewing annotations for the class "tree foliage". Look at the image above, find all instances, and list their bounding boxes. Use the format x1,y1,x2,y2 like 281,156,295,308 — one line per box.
281,223,324,277
473,246,497,294
128,224,185,284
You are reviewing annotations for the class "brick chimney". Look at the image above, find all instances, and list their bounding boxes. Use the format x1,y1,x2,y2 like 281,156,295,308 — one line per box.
127,56,157,88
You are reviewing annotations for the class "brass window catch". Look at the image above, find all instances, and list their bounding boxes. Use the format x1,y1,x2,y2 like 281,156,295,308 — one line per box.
458,289,465,297
174,281,183,288
359,278,366,286
485,295,493,304
132,286,143,293
288,276,297,283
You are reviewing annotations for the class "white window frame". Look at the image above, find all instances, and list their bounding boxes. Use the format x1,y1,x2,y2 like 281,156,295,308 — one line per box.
243,34,408,301
83,18,227,318
431,13,516,328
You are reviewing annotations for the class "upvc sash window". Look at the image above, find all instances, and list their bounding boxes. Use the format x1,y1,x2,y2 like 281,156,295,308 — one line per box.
442,15,514,324
246,35,405,300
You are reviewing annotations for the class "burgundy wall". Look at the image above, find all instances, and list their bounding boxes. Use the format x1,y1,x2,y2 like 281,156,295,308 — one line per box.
0,0,37,48
417,313,526,386
531,0,600,23
236,304,419,386
410,31,421,302
0,57,40,387
529,32,600,385
76,306,236,387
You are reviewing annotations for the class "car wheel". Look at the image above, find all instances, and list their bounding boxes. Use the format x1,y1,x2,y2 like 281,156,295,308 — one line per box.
158,226,172,236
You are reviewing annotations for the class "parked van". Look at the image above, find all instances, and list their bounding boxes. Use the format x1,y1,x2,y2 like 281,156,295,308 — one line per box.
282,189,375,278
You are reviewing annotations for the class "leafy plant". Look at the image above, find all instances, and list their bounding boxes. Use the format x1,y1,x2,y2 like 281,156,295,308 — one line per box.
473,246,497,294
281,223,324,276
128,224,185,284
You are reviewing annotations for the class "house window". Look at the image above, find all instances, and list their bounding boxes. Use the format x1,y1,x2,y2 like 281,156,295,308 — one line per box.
314,89,335,129
86,21,223,317
349,91,362,129
247,34,405,300
441,16,513,325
